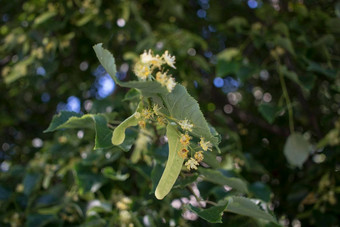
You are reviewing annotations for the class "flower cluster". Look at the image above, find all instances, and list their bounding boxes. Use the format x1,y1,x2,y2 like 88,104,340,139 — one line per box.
134,49,177,92
116,197,134,227
177,119,213,171
135,104,166,130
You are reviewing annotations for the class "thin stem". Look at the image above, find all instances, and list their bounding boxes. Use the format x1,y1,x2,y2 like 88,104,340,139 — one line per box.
277,61,295,133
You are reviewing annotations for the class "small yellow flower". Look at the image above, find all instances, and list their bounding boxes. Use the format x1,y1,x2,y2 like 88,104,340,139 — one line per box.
134,112,141,119
141,109,153,119
180,132,192,147
151,54,163,68
153,104,161,115
138,120,146,129
185,158,199,170
157,116,166,126
178,148,189,159
178,119,193,132
199,137,212,151
166,76,176,92
134,62,151,80
140,50,163,69
194,151,204,162
162,50,176,69
156,71,168,87
116,201,129,210
140,49,154,65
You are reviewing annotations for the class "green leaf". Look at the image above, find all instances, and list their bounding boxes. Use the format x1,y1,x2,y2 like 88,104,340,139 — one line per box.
218,48,240,62
258,103,281,124
123,88,141,101
33,11,57,26
155,124,184,200
23,173,42,196
249,182,272,202
44,112,113,149
173,174,199,189
216,48,241,77
112,114,138,145
226,196,276,223
199,168,248,194
163,84,220,146
202,151,220,168
0,186,11,200
186,201,228,223
86,200,112,214
101,167,129,181
93,43,119,84
305,59,337,78
279,65,300,86
274,36,295,56
26,214,58,227
75,163,106,194
44,111,88,132
284,132,311,168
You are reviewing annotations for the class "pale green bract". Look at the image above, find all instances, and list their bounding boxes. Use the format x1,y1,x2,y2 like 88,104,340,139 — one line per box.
111,114,138,146
155,124,184,200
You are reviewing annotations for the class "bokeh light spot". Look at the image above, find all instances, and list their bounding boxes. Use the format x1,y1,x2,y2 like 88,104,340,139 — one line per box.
213,77,224,88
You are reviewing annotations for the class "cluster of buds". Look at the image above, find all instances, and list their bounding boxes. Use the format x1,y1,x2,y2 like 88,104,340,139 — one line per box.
116,197,134,227
177,119,213,171
134,50,177,92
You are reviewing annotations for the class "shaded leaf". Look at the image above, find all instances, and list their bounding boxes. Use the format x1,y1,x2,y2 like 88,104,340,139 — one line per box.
44,112,113,149
199,168,248,194
306,59,337,78
186,201,228,223
173,174,199,189
75,163,106,194
26,214,57,227
258,103,281,124
226,196,276,223
101,167,129,181
249,182,272,202
23,173,42,196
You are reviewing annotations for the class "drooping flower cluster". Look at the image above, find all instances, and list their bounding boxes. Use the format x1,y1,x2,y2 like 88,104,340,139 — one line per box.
133,49,177,92
176,118,213,171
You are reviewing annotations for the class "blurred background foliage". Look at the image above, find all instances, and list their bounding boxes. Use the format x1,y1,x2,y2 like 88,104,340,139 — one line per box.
1,0,340,226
